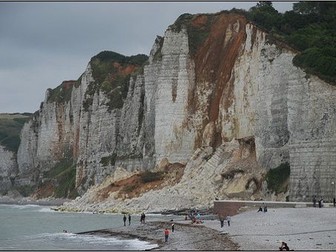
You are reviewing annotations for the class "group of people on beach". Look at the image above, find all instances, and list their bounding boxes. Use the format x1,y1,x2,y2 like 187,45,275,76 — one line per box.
219,215,231,228
122,212,173,243
188,210,204,224
140,212,146,224
312,195,324,208
123,214,131,226
257,203,267,212
313,195,336,207
164,221,175,242
124,212,145,225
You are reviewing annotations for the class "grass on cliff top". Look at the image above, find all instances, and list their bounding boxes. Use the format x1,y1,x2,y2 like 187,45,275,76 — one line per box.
169,13,216,56
0,113,32,152
47,80,81,104
83,51,148,112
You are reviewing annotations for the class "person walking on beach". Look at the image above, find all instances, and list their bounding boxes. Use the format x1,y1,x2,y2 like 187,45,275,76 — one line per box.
226,215,231,226
219,216,224,228
171,223,175,232
123,214,127,226
164,228,170,242
140,212,146,224
128,214,131,225
313,195,317,207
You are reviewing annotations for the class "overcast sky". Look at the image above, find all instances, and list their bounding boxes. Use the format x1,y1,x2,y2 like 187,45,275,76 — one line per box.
0,2,295,113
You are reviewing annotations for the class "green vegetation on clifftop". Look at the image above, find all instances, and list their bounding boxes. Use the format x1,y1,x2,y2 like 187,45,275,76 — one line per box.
0,113,32,152
170,13,215,56
83,51,148,112
170,2,335,84
47,80,81,104
246,1,336,84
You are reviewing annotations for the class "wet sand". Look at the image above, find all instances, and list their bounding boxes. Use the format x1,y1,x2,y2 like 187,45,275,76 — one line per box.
80,220,239,250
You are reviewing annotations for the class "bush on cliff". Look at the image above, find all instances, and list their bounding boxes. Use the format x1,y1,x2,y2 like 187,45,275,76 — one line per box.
47,80,80,104
170,13,215,56
265,162,290,195
100,153,117,166
0,114,32,152
246,1,336,84
140,170,164,183
83,51,148,112
43,158,78,199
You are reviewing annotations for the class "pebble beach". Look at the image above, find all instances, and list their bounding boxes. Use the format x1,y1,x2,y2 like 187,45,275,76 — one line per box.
80,220,239,250
2,196,335,250
83,206,336,251
204,207,336,250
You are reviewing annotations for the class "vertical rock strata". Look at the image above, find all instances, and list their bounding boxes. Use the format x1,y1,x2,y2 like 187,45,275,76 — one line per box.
154,28,196,163
288,76,336,201
13,12,336,205
0,146,17,191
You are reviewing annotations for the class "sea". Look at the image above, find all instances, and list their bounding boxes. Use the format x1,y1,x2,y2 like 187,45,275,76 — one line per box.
0,203,160,250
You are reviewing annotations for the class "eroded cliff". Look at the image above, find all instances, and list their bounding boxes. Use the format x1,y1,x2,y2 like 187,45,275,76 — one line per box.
0,113,31,193
9,11,336,211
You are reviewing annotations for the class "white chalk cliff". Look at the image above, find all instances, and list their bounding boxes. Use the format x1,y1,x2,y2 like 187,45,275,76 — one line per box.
9,12,336,212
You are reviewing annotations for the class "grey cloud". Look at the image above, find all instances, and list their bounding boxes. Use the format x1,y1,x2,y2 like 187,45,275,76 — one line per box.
0,2,294,113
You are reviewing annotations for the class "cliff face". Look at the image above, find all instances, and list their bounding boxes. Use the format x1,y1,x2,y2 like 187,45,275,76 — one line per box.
288,76,336,201
0,146,17,191
0,113,31,192
11,11,336,209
